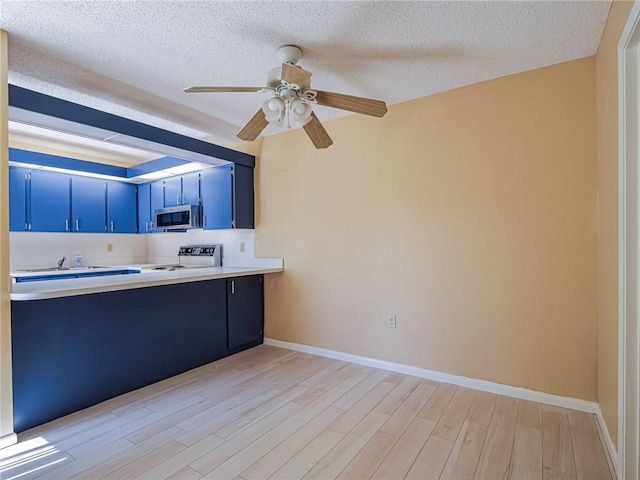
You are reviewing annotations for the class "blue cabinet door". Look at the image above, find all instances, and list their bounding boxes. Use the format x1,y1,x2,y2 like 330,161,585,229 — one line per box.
30,170,71,232
163,176,182,207
233,164,255,229
107,182,137,233
150,180,164,232
71,177,106,233
9,167,28,231
182,173,200,206
227,275,264,349
201,165,233,229
137,183,151,233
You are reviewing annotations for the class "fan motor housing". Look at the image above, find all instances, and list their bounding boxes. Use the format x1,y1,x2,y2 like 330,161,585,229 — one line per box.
266,65,311,90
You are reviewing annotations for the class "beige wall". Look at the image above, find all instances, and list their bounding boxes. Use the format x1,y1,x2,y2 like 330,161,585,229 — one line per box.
255,57,598,401
596,0,635,448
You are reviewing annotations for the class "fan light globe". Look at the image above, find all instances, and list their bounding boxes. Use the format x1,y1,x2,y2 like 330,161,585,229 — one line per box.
267,98,281,111
290,98,313,125
261,97,285,126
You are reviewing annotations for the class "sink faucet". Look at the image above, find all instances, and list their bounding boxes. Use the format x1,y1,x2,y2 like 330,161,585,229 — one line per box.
57,256,67,269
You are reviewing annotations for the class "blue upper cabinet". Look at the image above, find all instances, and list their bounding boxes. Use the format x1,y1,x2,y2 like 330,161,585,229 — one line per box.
201,165,233,229
71,177,107,233
107,182,137,233
201,164,254,230
233,164,255,229
182,173,200,206
137,183,151,233
163,176,182,207
162,173,200,207
9,167,28,231
150,180,164,232
138,180,165,233
30,170,71,232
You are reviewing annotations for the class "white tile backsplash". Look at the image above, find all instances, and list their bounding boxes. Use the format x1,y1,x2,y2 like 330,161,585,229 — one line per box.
9,232,147,270
10,229,258,271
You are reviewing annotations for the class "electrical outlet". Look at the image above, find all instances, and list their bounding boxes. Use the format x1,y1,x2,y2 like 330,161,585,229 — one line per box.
240,242,246,253
107,243,113,253
387,315,397,329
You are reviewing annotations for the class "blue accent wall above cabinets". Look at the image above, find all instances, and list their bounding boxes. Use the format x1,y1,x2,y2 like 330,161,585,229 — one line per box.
107,182,137,233
30,170,71,232
9,148,128,178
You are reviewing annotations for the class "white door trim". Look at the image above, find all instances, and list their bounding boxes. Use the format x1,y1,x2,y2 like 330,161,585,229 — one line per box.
618,3,640,478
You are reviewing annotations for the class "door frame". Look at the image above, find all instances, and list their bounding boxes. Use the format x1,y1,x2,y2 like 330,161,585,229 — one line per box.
618,2,640,478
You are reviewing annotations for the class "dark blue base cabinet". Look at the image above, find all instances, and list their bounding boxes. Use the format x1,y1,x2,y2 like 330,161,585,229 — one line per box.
11,275,264,433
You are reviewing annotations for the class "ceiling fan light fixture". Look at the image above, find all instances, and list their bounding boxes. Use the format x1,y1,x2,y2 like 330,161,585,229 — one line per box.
185,44,386,148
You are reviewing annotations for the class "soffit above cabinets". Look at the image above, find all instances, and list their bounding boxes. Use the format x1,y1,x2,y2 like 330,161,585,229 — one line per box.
9,121,161,168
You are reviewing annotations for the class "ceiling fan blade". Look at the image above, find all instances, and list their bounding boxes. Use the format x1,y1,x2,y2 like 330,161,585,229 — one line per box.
303,112,333,149
184,86,263,93
237,109,269,141
281,63,312,87
315,90,387,118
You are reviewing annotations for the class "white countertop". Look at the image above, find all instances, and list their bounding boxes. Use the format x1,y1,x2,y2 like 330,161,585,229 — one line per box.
10,262,283,301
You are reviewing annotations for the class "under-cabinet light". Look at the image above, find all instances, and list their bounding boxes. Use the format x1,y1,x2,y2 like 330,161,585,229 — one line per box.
163,162,207,175
136,171,169,180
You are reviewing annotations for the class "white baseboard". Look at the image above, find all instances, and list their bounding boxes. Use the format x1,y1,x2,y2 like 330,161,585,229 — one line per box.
264,337,603,415
594,405,619,479
0,433,17,450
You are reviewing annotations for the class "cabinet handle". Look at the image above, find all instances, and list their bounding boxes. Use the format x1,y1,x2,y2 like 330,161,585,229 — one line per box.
203,215,206,227
231,280,235,295
145,221,149,233
182,194,186,205
28,223,31,231
76,219,80,231
65,219,70,231
110,221,114,232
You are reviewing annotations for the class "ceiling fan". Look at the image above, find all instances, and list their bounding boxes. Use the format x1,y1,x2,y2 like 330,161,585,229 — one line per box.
184,45,388,149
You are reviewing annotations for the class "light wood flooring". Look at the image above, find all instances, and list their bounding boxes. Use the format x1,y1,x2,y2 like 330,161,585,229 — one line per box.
0,345,614,480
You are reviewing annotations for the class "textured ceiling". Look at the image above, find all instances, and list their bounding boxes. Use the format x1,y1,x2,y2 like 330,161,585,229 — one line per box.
0,1,611,145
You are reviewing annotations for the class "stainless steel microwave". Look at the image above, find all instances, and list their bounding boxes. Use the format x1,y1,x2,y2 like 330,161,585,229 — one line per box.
154,205,201,230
